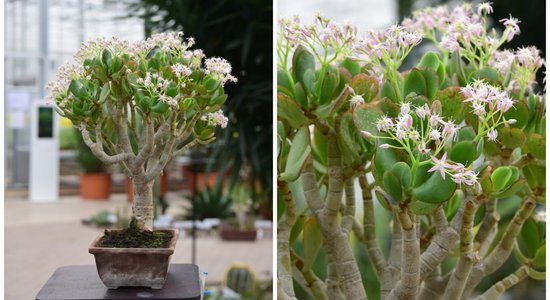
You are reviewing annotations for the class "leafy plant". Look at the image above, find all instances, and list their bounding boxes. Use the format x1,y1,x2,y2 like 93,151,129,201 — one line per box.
48,32,235,231
185,182,232,221
277,4,545,300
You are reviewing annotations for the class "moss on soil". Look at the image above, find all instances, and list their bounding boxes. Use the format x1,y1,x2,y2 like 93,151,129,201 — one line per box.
99,218,172,248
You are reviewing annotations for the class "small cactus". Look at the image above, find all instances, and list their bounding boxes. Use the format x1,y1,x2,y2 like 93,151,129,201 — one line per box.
224,263,256,296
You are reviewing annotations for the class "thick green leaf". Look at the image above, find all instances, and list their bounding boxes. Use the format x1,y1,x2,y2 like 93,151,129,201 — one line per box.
418,51,440,71
294,82,308,108
417,67,439,100
499,127,526,149
318,65,340,105
412,172,456,204
340,58,362,76
279,126,311,182
449,51,467,85
492,179,526,198
533,245,546,269
277,68,295,95
312,127,328,165
391,162,411,191
491,166,513,192
450,141,477,166
445,190,462,220
525,133,545,160
374,148,397,179
380,80,398,103
292,46,316,86
101,49,113,67
457,127,476,141
469,67,500,85
151,100,169,114
403,68,427,98
410,201,439,215
353,103,383,135
520,217,541,257
99,83,110,103
289,214,306,243
302,216,323,271
337,113,362,165
503,100,529,129
204,76,219,91
277,93,309,129
383,171,403,202
438,87,466,122
69,79,88,99
350,74,379,103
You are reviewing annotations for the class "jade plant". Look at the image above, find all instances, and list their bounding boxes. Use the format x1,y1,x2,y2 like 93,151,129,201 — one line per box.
47,32,235,231
278,4,545,300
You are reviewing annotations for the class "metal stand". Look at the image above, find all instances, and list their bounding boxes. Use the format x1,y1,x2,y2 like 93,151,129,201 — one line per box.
188,150,208,265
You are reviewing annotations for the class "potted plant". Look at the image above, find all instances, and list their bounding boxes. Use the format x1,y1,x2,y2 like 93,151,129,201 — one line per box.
74,127,112,200
220,183,257,241
47,31,235,289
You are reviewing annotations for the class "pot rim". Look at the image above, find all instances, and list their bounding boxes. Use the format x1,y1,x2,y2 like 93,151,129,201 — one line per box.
89,228,179,254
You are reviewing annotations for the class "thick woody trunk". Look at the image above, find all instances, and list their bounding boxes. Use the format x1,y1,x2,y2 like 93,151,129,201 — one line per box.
133,179,154,231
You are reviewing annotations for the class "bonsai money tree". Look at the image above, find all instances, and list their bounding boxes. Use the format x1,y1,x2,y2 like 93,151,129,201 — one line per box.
278,3,545,300
47,32,236,231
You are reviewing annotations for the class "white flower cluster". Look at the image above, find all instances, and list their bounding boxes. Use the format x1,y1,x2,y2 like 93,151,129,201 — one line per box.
363,102,478,187
279,14,357,63
204,57,238,85
136,72,171,92
402,2,524,73
171,63,193,78
489,46,545,93
45,63,84,106
370,102,458,155
75,36,131,60
202,109,229,128
428,152,478,186
461,80,516,141
353,25,422,67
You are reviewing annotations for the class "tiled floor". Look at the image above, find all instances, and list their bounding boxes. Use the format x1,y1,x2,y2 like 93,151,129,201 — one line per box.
5,193,273,300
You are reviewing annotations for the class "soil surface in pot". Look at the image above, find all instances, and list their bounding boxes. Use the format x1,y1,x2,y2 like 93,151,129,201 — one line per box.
99,219,173,248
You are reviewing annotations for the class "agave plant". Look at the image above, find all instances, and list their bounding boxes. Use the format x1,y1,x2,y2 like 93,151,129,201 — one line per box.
277,3,545,300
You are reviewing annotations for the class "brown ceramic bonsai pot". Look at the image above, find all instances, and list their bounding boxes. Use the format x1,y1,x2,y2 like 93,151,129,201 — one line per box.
219,222,257,241
88,228,179,289
80,172,111,200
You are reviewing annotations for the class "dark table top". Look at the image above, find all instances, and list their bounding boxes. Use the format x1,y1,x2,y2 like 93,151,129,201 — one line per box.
36,264,201,300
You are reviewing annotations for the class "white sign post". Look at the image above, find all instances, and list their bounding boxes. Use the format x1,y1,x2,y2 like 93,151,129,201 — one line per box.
29,102,59,202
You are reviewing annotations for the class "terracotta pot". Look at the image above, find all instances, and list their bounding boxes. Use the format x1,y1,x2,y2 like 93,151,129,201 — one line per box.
181,167,219,191
219,222,257,241
126,171,168,203
80,173,111,200
88,229,179,289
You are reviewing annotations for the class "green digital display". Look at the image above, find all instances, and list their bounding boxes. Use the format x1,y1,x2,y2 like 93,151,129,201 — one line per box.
38,107,53,138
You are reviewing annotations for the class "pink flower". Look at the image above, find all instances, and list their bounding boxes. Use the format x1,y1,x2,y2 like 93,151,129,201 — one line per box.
441,34,460,52
499,15,521,42
415,104,430,119
487,128,498,141
350,94,365,107
428,152,453,179
376,117,393,132
477,2,493,15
